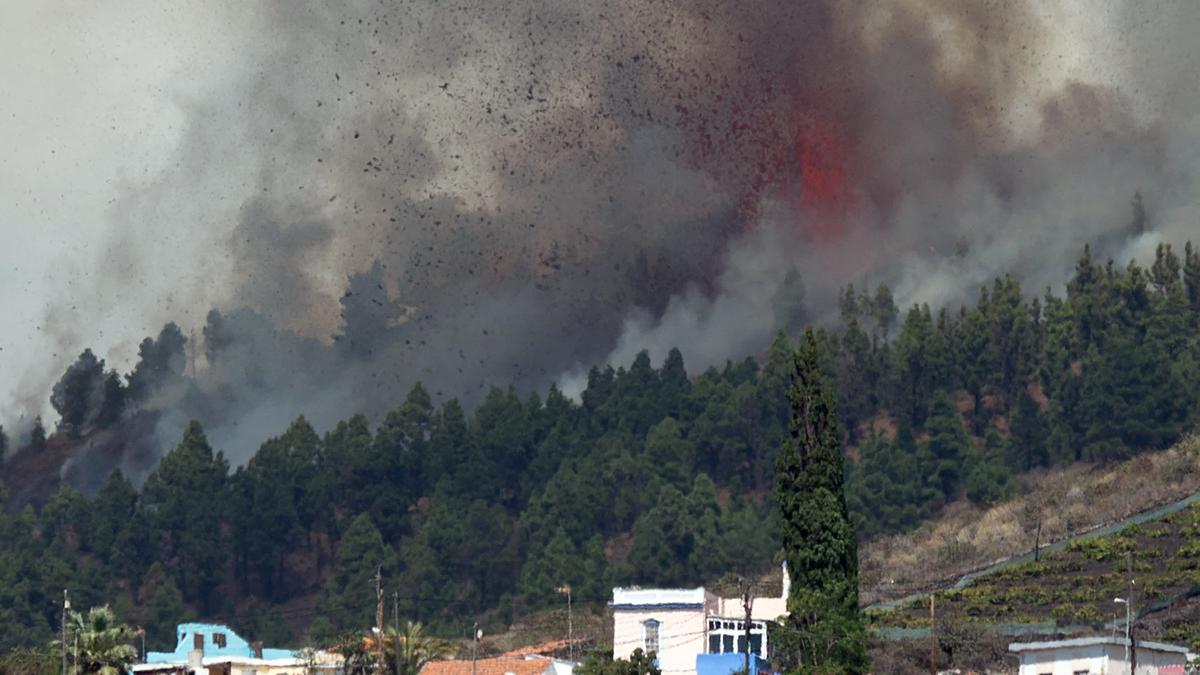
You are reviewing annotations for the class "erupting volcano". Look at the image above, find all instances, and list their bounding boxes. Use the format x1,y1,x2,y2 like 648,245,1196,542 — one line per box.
676,98,858,242
791,118,855,240
660,2,863,244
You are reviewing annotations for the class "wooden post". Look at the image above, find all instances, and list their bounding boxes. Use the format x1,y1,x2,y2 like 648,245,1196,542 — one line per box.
375,567,385,668
929,594,937,675
741,578,754,675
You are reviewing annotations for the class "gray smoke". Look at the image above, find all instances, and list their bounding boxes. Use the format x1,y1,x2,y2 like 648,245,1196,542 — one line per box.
7,0,1200,467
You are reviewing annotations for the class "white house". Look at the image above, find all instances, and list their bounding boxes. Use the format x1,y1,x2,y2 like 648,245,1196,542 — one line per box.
611,563,790,675
1008,636,1189,675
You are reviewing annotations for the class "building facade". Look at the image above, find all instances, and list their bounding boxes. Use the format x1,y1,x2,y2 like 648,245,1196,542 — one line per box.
1008,636,1189,675
611,563,789,675
134,622,339,675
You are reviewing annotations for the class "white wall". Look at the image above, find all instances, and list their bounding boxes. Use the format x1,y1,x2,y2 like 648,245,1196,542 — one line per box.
1017,643,1186,675
1018,643,1110,674
1132,647,1188,674
613,607,706,675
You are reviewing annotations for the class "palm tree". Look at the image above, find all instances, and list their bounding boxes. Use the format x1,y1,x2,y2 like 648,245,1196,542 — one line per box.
52,605,138,675
387,621,452,675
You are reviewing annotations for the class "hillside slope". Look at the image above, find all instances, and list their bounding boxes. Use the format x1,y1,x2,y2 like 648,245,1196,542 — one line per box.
866,434,1200,654
860,433,1200,607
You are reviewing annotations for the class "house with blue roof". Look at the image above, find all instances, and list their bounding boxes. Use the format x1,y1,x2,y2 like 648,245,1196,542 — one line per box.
132,622,340,675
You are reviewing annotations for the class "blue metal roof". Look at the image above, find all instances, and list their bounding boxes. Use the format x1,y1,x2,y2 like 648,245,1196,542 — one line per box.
696,653,775,675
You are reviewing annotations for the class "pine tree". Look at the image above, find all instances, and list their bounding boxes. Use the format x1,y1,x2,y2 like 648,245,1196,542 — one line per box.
923,391,972,503
126,323,187,404
776,329,868,673
891,304,936,427
317,512,395,633
92,470,138,564
138,563,191,649
141,421,229,612
518,527,582,607
30,416,47,452
1185,241,1200,314
50,349,108,437
627,486,690,587
1009,391,1047,471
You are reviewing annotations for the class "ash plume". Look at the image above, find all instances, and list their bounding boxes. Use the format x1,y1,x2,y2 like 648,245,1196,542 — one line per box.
8,0,1200,469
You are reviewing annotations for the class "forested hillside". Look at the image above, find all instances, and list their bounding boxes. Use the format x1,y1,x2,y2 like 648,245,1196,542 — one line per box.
0,242,1198,653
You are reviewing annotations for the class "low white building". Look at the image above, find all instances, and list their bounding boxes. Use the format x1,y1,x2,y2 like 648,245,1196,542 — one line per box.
611,563,789,675
1008,636,1189,675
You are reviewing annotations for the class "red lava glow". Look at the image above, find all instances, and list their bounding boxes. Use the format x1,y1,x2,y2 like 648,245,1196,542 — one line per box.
792,116,855,242
676,96,857,242
739,114,856,242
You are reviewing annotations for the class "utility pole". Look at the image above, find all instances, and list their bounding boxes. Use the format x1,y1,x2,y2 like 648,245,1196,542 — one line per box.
740,578,755,675
1118,593,1128,672
1123,550,1132,672
471,622,479,675
929,593,937,675
374,567,385,670
61,590,69,675
394,591,400,675
557,585,573,662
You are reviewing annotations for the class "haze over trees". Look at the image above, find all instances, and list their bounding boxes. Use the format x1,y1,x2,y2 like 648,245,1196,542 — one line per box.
0,242,1197,651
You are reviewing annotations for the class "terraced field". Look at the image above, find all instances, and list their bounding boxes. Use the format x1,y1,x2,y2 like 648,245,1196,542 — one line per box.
869,501,1200,648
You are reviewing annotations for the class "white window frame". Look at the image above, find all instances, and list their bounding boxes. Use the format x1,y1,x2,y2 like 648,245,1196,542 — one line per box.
642,619,660,655
706,616,767,658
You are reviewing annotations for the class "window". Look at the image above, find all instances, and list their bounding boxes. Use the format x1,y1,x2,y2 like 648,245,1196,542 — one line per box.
706,617,768,658
213,633,227,648
643,620,660,654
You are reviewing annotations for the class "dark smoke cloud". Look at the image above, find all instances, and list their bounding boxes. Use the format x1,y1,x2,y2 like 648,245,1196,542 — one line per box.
17,0,1200,467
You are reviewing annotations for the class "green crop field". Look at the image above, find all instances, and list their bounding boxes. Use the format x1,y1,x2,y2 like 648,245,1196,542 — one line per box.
868,501,1200,650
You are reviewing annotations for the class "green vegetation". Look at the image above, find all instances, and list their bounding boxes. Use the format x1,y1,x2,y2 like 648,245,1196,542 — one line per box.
870,501,1200,639
776,330,868,673
846,242,1200,538
52,605,139,675
386,621,453,675
1,241,1199,653
575,647,661,675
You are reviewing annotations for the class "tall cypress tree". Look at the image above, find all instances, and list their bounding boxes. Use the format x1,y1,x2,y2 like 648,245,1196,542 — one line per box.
776,329,868,673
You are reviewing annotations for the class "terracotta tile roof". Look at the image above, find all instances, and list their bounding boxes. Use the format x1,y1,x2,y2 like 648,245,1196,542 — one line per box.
422,656,550,675
500,640,572,658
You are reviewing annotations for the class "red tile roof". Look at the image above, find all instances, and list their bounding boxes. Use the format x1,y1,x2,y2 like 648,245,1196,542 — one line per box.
422,656,550,675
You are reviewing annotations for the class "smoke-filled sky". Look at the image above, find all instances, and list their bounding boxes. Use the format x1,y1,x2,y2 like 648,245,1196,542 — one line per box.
3,1,1199,460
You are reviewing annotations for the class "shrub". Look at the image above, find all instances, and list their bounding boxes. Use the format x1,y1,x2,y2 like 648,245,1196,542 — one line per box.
1051,603,1074,622
1074,604,1103,624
